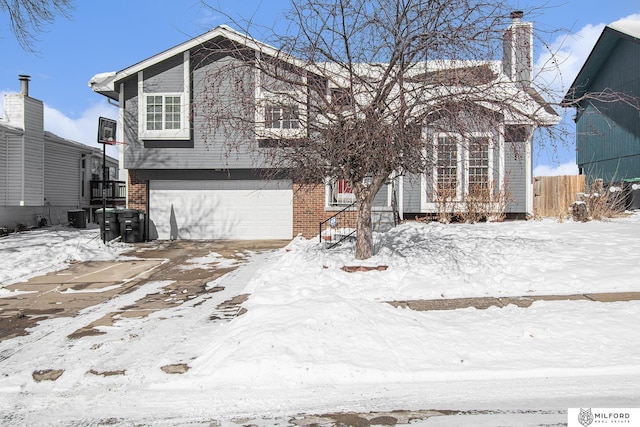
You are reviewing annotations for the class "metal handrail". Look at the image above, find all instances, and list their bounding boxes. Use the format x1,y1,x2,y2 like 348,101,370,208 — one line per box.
319,201,357,248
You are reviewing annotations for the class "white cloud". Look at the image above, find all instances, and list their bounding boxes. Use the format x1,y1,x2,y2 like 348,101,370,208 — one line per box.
1,91,119,160
43,101,119,159
609,13,640,36
0,91,9,118
534,13,640,103
534,161,579,177
534,23,606,102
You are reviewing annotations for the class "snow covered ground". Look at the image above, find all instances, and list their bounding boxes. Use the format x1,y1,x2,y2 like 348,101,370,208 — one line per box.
1,214,639,426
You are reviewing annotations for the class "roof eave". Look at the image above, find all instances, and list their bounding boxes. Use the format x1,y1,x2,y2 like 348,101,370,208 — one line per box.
106,25,304,87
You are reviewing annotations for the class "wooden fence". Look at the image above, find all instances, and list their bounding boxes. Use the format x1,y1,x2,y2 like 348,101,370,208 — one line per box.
533,175,586,218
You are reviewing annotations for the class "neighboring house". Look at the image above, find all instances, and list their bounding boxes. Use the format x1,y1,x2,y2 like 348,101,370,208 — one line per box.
90,13,558,241
1,76,123,230
563,20,640,185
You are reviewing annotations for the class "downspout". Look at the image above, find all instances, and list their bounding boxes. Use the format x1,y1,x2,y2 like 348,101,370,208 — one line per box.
3,130,7,206
20,132,25,207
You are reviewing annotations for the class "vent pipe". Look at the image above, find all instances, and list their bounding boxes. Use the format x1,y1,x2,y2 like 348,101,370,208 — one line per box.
19,75,31,96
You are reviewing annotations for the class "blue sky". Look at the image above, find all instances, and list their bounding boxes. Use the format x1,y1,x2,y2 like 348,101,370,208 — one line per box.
1,0,639,172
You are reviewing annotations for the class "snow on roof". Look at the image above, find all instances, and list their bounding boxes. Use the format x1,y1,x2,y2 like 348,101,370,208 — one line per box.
607,14,640,39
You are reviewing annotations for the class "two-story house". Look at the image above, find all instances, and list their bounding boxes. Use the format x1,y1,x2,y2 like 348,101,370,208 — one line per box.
1,76,123,231
90,14,558,241
562,19,640,185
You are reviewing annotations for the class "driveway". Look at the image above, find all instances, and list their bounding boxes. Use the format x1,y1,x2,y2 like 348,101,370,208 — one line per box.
0,240,289,341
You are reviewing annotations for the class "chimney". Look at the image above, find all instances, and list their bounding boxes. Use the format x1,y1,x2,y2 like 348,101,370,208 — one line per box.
503,11,532,87
19,75,31,96
510,10,524,20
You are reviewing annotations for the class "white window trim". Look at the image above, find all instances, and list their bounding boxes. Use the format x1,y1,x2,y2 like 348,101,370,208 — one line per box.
496,124,505,194
254,60,307,140
137,51,190,141
464,132,494,197
431,132,463,203
421,132,499,211
325,177,356,209
323,176,396,210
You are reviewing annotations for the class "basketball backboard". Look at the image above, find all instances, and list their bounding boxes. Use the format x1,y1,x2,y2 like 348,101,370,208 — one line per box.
97,117,117,145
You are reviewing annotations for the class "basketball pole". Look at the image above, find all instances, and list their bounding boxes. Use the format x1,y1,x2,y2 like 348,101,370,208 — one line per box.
98,117,117,245
102,140,106,244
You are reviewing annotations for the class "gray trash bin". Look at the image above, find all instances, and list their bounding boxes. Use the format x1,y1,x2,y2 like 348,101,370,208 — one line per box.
68,210,86,229
118,209,144,243
96,208,120,241
624,178,640,210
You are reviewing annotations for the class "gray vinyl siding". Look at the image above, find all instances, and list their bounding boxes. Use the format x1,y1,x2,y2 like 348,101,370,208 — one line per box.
0,131,6,205
143,54,184,93
44,140,81,206
505,141,526,213
3,132,24,206
493,141,501,195
191,54,260,169
403,173,423,213
2,93,114,227
123,51,281,171
1,95,45,207
122,77,139,160
22,97,45,206
372,184,389,207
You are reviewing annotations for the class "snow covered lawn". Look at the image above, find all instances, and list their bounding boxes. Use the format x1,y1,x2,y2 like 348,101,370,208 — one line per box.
0,215,639,425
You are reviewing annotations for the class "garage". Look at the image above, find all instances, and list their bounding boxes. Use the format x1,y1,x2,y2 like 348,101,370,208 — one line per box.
149,180,293,240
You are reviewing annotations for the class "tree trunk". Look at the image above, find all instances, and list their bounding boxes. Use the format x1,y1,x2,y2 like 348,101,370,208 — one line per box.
355,195,374,260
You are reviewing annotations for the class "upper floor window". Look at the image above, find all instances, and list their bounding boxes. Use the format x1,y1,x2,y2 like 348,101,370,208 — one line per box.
255,65,306,140
147,95,182,130
146,95,182,131
139,92,189,140
265,104,300,130
138,57,190,141
330,88,353,107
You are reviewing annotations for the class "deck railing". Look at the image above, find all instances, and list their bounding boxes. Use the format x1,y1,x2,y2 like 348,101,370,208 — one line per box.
90,180,126,205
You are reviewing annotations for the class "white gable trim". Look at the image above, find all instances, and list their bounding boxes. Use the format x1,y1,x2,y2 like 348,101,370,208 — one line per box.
112,26,304,85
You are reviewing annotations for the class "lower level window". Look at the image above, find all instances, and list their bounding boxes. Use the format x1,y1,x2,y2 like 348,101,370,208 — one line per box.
432,133,493,201
328,178,355,206
468,137,490,194
436,135,459,197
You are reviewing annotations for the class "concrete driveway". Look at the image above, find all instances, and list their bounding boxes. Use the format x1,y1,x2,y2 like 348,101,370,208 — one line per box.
0,240,289,341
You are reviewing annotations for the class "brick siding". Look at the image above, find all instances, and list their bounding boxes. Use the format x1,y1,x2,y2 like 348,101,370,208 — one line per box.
293,182,357,239
127,169,148,213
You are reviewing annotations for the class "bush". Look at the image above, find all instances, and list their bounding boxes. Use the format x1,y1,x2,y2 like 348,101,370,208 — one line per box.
572,179,628,221
435,181,511,224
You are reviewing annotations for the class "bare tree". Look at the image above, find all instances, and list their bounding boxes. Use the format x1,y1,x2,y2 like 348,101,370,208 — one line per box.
196,0,559,259
0,0,73,51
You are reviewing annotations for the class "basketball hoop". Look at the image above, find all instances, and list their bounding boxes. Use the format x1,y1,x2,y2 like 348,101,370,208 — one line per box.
104,137,128,146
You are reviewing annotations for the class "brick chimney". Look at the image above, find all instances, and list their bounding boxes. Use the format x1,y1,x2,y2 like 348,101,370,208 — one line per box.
503,11,533,87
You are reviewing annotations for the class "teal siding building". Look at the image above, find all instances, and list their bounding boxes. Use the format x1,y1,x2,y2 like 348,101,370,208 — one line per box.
563,21,640,184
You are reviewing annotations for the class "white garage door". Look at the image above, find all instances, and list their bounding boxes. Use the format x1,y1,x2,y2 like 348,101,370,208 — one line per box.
149,180,293,240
